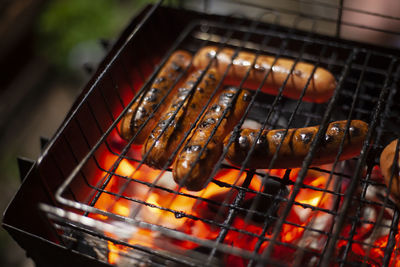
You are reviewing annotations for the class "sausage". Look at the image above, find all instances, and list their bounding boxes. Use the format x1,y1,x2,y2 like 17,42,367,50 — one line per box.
224,120,368,169
380,139,400,204
119,50,192,144
142,68,220,169
173,87,252,191
193,46,336,103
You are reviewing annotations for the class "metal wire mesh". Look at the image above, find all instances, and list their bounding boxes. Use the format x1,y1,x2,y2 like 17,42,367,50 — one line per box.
38,1,400,266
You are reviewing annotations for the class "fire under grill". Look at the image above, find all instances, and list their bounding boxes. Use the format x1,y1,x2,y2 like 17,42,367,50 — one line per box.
4,1,400,267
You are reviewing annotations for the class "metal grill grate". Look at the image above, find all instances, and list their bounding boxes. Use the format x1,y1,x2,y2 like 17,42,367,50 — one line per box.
38,1,400,267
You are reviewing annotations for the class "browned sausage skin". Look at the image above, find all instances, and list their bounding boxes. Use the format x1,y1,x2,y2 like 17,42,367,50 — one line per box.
142,68,220,169
173,87,252,191
119,50,192,144
380,139,400,205
224,120,368,169
193,46,336,103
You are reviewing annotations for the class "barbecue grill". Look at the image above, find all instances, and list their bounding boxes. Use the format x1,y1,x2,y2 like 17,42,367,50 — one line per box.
4,1,400,266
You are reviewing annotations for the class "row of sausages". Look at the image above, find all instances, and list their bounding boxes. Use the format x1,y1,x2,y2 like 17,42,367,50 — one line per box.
119,46,368,191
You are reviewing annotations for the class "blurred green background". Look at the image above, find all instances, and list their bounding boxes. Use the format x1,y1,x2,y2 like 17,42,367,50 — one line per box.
0,0,154,266
37,0,143,69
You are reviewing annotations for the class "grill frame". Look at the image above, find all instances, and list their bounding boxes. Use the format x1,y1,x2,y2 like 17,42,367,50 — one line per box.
4,1,400,267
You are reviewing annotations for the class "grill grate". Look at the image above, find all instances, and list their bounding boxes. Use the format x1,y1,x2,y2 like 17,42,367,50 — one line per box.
36,2,400,267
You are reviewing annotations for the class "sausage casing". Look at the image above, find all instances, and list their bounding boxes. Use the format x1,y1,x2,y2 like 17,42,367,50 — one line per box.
119,50,192,144
380,139,400,205
143,68,220,169
193,46,336,103
225,120,368,169
173,87,252,191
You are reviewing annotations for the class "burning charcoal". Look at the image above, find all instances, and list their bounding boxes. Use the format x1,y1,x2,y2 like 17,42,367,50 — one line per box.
335,169,396,265
348,174,395,224
336,246,381,267
196,175,288,225
271,245,321,267
196,191,236,223
240,178,288,225
295,213,334,254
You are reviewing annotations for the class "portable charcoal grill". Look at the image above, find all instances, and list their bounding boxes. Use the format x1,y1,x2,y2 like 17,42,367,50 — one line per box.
4,0,400,266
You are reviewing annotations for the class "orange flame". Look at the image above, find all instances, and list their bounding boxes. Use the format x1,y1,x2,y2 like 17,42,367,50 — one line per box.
88,143,337,265
108,241,124,265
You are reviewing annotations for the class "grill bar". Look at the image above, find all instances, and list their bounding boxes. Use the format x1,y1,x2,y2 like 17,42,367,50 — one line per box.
193,31,399,76
40,203,272,264
335,0,344,38
173,13,276,194
85,50,192,212
196,19,320,254
206,171,255,264
338,162,375,266
222,0,400,36
247,169,291,267
374,138,400,266
58,19,202,215
53,216,205,266
125,15,258,222
384,210,400,266
228,17,327,265
240,19,324,221
52,3,182,206
296,48,372,267
39,1,162,164
34,3,400,266
191,16,315,263
165,15,285,254
327,50,372,266
60,166,398,246
320,57,398,266
380,70,400,265
260,47,358,264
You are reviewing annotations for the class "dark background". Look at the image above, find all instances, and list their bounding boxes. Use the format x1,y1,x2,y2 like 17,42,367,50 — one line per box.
0,0,151,266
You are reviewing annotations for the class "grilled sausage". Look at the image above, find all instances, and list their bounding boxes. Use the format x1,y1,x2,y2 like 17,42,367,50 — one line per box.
143,68,220,169
225,120,368,169
193,46,336,103
173,87,252,191
119,50,192,144
380,139,400,204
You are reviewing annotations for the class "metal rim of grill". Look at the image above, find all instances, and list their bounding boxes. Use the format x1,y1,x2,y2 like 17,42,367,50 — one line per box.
34,1,400,266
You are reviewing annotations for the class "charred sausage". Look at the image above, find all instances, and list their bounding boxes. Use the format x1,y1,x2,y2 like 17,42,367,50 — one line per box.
193,46,336,103
143,68,220,169
119,50,192,144
225,120,368,169
173,87,252,191
380,139,400,204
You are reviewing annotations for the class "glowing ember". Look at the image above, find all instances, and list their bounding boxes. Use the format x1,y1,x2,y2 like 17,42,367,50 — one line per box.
88,143,359,265
102,157,335,265
108,241,124,265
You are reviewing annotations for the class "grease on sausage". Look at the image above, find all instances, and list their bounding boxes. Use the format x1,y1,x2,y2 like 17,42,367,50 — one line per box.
173,87,252,191
193,46,336,103
143,68,220,169
119,50,192,144
225,120,368,169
